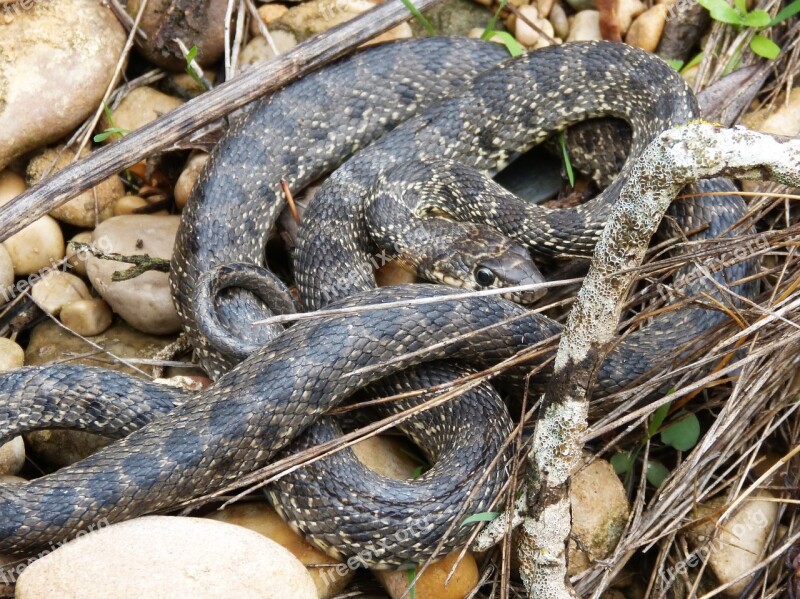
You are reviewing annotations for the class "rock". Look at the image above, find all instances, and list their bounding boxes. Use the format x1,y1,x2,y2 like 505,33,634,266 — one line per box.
0,436,24,476
174,152,209,209
363,22,413,46
207,503,354,598
99,87,183,137
15,515,318,599
0,337,24,372
24,319,175,466
112,195,150,216
277,0,376,40
742,87,800,137
238,31,298,69
257,3,288,26
567,10,602,41
375,551,480,599
686,493,779,596
514,5,557,49
60,299,114,337
0,0,126,169
127,0,228,70
87,215,181,335
615,0,646,34
0,244,14,300
549,2,570,39
0,171,65,276
375,261,418,288
410,0,496,37
625,3,668,52
65,231,94,278
567,458,630,575
537,0,555,17
27,146,123,227
30,271,91,316
351,434,422,478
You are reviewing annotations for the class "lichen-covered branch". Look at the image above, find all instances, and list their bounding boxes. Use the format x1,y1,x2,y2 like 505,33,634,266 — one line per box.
68,241,170,281
519,124,800,598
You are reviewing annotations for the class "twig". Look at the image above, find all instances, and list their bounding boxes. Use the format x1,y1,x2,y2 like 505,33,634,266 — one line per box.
68,241,170,281
0,0,447,244
281,178,300,224
517,125,800,597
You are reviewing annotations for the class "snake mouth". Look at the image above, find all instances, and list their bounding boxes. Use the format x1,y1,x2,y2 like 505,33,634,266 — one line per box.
480,247,548,306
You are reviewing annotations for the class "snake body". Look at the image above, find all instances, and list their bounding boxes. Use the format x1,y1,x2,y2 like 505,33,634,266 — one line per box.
0,39,756,561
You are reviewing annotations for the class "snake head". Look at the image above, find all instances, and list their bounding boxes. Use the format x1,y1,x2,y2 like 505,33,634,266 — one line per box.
412,220,547,305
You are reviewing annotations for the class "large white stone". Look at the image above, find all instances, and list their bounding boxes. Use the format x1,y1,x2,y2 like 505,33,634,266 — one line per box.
15,515,318,599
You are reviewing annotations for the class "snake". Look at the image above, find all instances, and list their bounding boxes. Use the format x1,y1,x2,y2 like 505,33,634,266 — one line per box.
0,37,756,563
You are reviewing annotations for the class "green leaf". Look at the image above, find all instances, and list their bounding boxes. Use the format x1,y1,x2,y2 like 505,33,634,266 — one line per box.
647,401,671,439
741,9,771,27
406,568,417,599
750,34,781,59
462,511,500,526
557,132,574,187
186,44,198,63
610,452,633,475
411,465,424,479
698,0,744,24
665,59,685,71
769,0,800,26
483,30,525,57
483,0,508,39
733,0,746,15
93,127,129,143
660,412,701,451
400,0,435,36
93,131,113,142
646,460,670,487
683,51,704,71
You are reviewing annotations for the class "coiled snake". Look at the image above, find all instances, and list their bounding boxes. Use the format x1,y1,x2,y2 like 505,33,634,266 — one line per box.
0,38,754,563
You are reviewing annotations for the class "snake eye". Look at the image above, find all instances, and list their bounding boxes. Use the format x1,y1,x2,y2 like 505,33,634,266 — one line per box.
475,267,496,287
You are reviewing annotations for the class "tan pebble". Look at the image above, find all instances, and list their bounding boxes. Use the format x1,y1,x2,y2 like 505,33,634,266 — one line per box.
27,145,123,227
0,474,25,484
615,0,646,34
30,271,91,316
65,231,94,278
624,3,668,52
0,0,126,169
0,172,65,275
238,31,298,69
515,5,555,48
742,87,800,137
276,0,375,41
0,245,13,299
60,299,114,337
537,0,555,16
174,152,209,209
376,551,480,599
508,0,529,7
681,64,699,87
0,337,24,372
0,436,24,476
113,195,149,216
549,2,570,38
15,516,318,599
99,87,183,137
364,22,413,46
567,458,630,574
687,492,779,596
352,435,421,479
250,2,288,34
167,71,217,96
375,260,417,286
208,503,354,598
566,10,601,41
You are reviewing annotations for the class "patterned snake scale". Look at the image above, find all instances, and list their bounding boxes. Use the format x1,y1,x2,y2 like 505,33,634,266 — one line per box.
0,38,755,563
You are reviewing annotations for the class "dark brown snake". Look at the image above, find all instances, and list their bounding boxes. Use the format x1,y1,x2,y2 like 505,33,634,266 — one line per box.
0,38,755,564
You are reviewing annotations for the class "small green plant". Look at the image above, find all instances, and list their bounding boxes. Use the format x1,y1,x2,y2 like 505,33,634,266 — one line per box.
93,102,130,143
665,51,704,73
611,399,701,488
697,0,783,59
461,511,501,526
482,0,525,57
405,567,417,599
400,0,435,36
557,132,575,187
184,45,203,87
